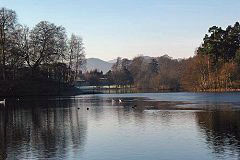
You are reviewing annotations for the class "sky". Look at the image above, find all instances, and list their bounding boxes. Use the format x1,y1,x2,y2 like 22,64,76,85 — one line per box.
1,0,240,61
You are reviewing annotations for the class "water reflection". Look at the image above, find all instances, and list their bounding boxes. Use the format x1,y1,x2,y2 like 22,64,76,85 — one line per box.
1,93,240,160
196,110,240,159
0,98,87,160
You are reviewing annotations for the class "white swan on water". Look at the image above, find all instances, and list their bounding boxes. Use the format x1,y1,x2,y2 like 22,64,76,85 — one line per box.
112,99,115,103
0,99,6,106
112,99,122,104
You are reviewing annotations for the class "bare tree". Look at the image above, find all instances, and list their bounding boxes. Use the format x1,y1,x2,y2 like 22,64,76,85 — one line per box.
25,21,66,74
67,34,86,81
7,24,28,79
0,7,17,80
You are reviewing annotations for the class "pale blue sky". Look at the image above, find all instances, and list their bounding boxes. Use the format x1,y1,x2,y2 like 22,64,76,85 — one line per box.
1,0,240,60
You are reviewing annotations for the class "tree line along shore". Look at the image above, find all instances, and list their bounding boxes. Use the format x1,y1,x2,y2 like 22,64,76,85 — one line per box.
81,22,240,92
0,7,86,96
1,7,240,96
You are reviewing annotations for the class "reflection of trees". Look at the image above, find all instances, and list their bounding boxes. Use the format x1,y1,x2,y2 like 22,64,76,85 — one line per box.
0,109,8,160
195,111,240,158
0,99,87,159
90,96,104,121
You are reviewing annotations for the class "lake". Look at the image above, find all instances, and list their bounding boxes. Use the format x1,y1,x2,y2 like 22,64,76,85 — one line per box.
1,92,240,160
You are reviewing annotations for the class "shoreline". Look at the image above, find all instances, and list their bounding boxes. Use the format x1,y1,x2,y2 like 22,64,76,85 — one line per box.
1,88,240,99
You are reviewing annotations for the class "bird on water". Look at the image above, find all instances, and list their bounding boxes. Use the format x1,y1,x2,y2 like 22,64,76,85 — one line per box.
112,99,115,103
0,99,6,106
132,104,137,109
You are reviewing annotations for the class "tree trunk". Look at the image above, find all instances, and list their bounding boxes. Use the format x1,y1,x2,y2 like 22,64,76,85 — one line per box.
1,48,5,80
1,28,6,80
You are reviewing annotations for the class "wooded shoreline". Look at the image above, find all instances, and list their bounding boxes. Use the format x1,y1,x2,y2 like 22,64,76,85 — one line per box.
1,84,240,98
1,7,240,96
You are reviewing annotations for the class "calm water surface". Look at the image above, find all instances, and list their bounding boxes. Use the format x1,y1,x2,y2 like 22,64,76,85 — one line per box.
1,92,240,160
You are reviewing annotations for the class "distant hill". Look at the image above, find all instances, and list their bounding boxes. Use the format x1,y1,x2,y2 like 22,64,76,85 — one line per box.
86,55,171,73
107,59,117,63
86,58,114,73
